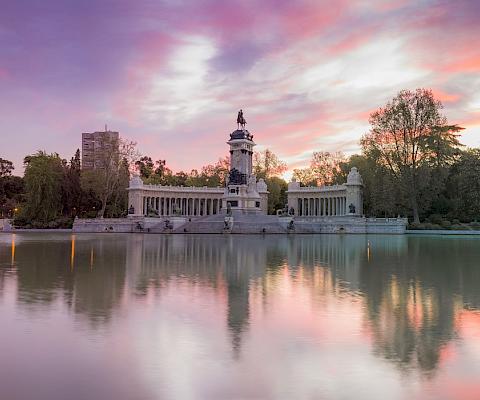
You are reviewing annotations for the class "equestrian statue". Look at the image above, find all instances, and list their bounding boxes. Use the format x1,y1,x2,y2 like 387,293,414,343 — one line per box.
237,109,247,130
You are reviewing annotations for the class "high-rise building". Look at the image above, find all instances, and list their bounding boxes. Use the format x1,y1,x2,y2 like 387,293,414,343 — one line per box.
81,128,119,170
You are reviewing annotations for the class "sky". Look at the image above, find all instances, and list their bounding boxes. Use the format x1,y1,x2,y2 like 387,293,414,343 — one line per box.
1,0,480,176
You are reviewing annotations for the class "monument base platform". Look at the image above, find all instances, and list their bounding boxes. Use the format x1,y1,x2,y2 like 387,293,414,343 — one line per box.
72,216,407,234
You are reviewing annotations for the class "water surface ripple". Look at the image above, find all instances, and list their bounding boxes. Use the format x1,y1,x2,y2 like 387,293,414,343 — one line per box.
0,233,479,400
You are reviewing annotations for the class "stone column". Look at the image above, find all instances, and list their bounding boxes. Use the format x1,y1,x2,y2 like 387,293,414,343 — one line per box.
346,167,363,216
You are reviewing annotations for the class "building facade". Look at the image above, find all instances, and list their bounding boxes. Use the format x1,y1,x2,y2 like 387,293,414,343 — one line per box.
222,128,268,214
127,121,269,217
128,175,224,217
74,113,410,234
82,129,119,170
287,167,363,217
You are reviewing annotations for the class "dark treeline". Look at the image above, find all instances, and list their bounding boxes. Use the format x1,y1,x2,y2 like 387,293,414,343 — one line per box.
1,88,480,229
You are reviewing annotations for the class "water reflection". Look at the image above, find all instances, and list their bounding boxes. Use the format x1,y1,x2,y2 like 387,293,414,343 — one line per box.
0,233,480,399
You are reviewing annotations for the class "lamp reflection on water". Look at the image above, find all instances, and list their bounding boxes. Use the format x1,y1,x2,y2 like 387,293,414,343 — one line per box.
90,247,94,270
70,234,76,270
11,233,15,266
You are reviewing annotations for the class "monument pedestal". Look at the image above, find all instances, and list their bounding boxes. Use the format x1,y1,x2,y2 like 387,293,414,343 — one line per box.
223,125,268,215
222,184,263,214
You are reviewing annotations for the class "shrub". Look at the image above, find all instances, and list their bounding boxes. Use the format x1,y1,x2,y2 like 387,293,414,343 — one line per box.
47,220,58,229
408,222,422,230
13,215,28,227
55,217,73,228
421,222,441,230
469,221,480,229
428,214,443,225
440,220,452,229
32,220,46,229
451,224,465,231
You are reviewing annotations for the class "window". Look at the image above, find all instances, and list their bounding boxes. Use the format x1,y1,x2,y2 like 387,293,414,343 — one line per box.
255,202,260,208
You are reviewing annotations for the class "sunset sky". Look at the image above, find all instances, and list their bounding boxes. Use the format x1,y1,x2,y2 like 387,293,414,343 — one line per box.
1,0,480,175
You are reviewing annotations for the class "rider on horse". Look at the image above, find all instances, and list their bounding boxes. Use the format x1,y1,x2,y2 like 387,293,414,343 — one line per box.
237,109,246,130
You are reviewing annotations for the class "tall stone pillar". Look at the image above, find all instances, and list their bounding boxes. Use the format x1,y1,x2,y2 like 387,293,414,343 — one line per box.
224,116,266,215
346,167,363,216
127,175,145,217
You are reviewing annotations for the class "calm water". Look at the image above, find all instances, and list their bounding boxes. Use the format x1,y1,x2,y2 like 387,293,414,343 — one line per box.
0,233,479,400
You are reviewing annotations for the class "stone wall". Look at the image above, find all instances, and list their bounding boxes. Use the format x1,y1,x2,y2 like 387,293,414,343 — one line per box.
72,217,188,233
73,215,407,234
293,216,407,234
0,219,12,231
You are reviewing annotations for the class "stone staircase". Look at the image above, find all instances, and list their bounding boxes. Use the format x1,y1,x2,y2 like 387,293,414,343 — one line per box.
172,214,225,233
231,214,287,234
173,213,287,234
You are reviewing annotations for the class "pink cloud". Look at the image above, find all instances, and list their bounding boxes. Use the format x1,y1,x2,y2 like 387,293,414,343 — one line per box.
431,88,461,104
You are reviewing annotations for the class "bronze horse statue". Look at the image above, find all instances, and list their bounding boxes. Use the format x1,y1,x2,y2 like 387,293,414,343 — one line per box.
237,109,247,130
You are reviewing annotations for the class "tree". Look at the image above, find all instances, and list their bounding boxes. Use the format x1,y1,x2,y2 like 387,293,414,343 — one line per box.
22,151,64,223
253,149,287,179
332,154,400,217
135,156,155,179
0,158,24,218
0,158,14,177
61,149,82,216
81,138,138,218
309,151,345,186
138,157,171,185
447,149,480,221
292,151,345,186
292,167,317,186
265,176,288,214
361,88,460,223
423,125,464,168
197,156,230,187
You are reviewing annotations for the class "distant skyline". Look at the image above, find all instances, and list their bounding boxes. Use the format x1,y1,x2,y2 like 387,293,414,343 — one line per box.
1,0,480,176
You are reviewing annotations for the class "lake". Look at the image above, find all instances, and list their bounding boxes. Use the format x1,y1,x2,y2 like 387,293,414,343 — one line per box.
0,233,479,400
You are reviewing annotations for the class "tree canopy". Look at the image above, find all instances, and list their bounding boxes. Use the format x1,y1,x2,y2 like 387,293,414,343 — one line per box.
361,88,462,223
